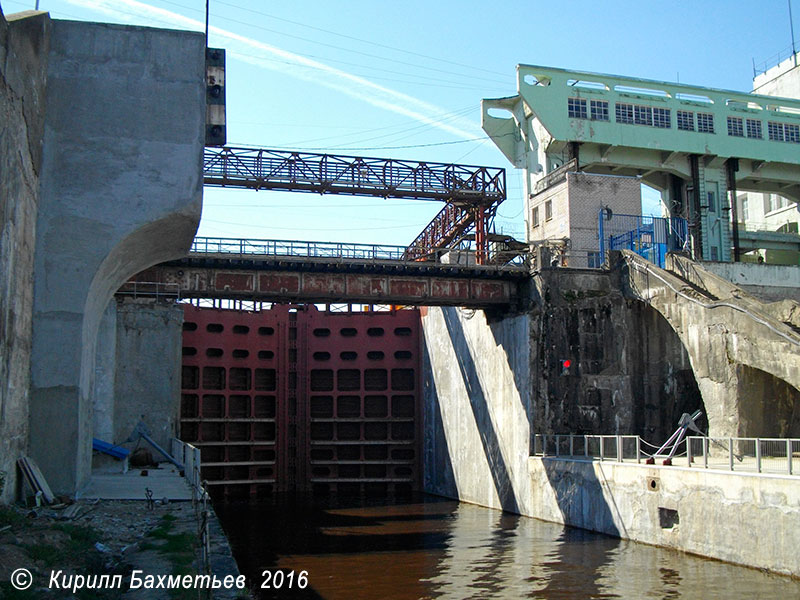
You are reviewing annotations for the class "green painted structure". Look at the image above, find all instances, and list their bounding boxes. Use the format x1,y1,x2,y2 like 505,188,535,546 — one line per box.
483,65,800,262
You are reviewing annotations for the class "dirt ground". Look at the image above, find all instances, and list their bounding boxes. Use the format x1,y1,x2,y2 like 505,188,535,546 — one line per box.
0,498,245,599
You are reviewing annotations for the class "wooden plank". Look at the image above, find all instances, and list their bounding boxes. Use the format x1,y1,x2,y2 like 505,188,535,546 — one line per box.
18,456,55,504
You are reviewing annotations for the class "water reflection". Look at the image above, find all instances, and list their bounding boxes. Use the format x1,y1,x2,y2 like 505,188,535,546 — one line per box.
215,494,800,600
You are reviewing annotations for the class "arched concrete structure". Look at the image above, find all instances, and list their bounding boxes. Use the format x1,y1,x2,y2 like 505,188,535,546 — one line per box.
617,250,800,438
28,19,205,494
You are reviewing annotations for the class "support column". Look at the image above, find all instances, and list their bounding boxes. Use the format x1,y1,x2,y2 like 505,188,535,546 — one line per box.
28,21,205,495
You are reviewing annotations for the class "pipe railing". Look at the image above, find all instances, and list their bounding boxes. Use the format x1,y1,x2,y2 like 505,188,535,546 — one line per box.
534,433,800,476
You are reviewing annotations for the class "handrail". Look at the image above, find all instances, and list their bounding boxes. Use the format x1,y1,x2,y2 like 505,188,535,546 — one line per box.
534,433,799,476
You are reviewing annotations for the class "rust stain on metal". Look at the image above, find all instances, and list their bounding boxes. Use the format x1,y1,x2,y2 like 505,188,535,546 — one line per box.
303,274,346,295
259,273,300,294
470,281,508,301
389,279,428,298
431,279,469,299
215,272,254,292
345,275,387,297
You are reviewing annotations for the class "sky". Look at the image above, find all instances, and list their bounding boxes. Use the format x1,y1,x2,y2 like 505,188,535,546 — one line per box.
3,0,799,248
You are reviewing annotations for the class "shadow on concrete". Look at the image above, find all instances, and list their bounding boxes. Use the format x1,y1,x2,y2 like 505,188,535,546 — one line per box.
441,306,520,513
539,457,622,540
421,340,458,499
486,309,533,427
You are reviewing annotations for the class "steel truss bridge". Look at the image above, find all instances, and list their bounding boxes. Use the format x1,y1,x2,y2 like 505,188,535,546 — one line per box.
130,237,529,308
203,146,511,264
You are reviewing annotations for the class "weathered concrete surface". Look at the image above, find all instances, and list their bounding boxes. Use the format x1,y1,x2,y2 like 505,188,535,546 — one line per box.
29,20,205,494
422,270,705,514
531,267,702,443
530,457,800,576
622,251,800,438
702,261,800,303
422,306,533,514
113,300,183,451
0,9,50,502
92,301,117,443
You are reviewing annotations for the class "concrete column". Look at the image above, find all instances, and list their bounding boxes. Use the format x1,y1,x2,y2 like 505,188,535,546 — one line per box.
29,21,205,494
92,302,117,444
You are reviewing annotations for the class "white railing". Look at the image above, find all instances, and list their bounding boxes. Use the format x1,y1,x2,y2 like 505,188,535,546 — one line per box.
171,438,204,498
533,434,642,462
534,433,800,476
687,437,799,475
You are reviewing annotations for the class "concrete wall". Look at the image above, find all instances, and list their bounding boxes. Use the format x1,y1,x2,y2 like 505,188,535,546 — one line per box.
531,268,701,443
113,300,183,452
422,306,533,514
530,457,800,576
421,270,702,511
29,19,205,494
702,261,800,302
0,9,49,502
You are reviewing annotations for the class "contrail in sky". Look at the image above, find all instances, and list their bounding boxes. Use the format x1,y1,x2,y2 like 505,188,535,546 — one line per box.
64,0,483,140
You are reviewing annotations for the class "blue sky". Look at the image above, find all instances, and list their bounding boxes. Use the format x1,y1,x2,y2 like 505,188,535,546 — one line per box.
4,0,799,246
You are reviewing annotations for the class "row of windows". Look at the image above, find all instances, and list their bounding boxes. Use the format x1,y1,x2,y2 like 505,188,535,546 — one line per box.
568,97,800,143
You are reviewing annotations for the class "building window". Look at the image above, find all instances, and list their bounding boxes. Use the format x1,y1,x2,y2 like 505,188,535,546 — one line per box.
706,191,716,212
677,110,694,131
727,116,744,137
532,206,540,227
697,113,715,133
568,97,587,119
740,195,749,221
710,246,718,261
765,121,798,143
746,118,762,139
587,251,602,268
615,102,634,124
544,200,553,221
768,121,783,141
653,107,671,128
634,105,653,126
786,123,800,143
590,99,609,121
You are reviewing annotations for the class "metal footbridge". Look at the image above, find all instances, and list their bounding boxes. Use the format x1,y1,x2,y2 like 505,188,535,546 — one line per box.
203,146,511,264
131,237,530,308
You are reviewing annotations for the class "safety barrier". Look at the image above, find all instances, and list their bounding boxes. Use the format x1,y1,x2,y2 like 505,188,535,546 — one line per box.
534,433,800,476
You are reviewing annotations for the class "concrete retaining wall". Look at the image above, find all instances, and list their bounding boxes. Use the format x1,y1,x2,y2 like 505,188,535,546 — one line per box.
422,306,533,514
113,300,183,451
530,457,800,576
0,9,49,502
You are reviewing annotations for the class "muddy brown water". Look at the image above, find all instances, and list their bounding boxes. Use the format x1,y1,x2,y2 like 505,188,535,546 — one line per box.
215,493,800,599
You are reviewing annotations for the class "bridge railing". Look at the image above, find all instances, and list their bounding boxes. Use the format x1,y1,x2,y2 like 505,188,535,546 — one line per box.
189,236,529,269
534,433,800,476
191,236,408,261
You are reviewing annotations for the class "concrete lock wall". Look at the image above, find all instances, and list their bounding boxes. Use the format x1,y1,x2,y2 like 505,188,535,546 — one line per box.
28,19,205,494
112,300,183,453
529,458,800,576
422,306,534,514
420,269,799,573
0,9,50,503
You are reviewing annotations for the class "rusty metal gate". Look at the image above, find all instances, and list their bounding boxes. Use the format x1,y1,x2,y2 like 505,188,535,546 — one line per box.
179,304,421,499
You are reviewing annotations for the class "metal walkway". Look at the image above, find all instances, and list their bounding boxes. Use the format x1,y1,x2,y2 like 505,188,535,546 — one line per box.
203,146,510,263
